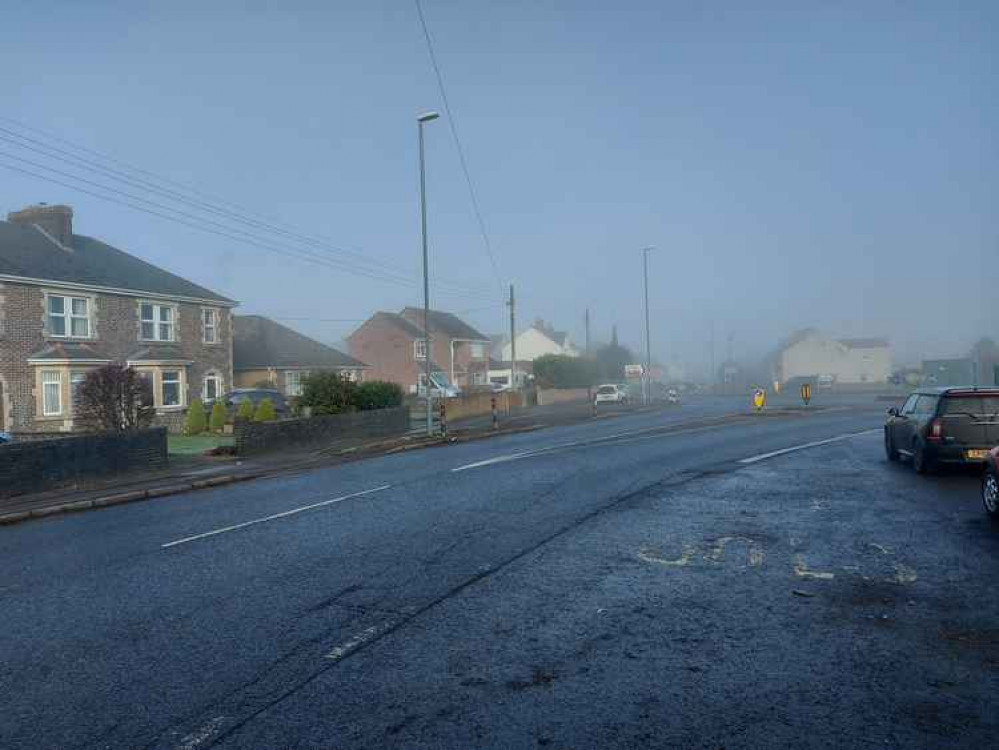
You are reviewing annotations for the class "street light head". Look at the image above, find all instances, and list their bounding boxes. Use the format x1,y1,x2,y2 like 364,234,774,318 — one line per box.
417,111,440,123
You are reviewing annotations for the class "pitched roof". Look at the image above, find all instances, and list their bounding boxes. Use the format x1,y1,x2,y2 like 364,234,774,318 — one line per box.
399,307,489,342
838,337,889,349
355,311,425,340
0,219,235,304
234,315,367,370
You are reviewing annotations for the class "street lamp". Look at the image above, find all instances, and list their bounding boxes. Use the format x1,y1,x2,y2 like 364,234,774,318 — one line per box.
642,246,654,406
418,111,439,435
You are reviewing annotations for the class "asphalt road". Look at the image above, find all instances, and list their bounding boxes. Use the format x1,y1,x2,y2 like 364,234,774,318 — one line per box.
2,394,996,749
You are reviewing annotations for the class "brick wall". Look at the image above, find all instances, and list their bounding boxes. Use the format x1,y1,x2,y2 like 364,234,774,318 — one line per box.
0,280,232,432
234,407,409,455
349,317,420,390
0,427,167,500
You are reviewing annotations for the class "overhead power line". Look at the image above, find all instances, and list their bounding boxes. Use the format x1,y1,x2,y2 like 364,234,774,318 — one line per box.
414,0,505,293
0,117,502,300
0,157,496,302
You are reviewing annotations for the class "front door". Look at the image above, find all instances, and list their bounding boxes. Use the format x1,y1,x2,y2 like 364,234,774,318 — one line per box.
891,393,919,451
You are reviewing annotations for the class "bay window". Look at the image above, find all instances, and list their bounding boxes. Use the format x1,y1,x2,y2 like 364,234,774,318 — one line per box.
161,370,182,407
42,371,63,416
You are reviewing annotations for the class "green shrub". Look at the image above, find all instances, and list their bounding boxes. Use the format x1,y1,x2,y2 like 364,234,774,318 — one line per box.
299,371,356,415
254,397,277,422
210,401,227,431
185,399,207,435
353,380,404,410
236,399,255,421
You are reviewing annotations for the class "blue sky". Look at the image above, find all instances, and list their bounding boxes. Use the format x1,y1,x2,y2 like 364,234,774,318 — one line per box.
1,0,996,370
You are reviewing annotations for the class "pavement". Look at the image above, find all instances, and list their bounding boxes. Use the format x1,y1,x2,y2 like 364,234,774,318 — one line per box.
2,393,995,749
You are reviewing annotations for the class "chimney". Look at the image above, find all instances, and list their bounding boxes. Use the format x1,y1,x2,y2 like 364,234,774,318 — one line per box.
7,204,74,248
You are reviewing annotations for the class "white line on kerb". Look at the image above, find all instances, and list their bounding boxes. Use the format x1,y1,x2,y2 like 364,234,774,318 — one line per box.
738,429,880,465
161,485,392,548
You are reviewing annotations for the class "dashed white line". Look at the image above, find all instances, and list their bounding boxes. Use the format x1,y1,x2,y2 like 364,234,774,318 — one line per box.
737,429,880,464
325,621,391,661
161,485,392,548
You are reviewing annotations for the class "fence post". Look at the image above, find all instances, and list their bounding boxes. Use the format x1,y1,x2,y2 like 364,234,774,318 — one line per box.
491,394,498,430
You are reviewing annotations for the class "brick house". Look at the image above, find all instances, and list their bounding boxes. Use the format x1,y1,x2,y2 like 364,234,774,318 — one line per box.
347,308,491,394
0,204,236,433
233,315,368,397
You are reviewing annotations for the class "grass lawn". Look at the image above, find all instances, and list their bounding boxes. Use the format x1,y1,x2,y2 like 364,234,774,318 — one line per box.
168,433,235,456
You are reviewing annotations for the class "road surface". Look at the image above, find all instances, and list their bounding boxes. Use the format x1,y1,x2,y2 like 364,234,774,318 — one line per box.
1,395,996,749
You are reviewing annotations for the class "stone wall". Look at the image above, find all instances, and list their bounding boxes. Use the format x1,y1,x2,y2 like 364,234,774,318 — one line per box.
0,427,168,499
234,407,409,456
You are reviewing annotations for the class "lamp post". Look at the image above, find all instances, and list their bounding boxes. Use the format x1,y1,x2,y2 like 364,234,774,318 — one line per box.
642,246,654,405
418,111,439,435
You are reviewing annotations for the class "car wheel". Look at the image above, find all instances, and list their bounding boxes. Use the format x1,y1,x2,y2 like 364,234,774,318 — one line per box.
912,440,931,475
983,467,999,520
884,429,899,462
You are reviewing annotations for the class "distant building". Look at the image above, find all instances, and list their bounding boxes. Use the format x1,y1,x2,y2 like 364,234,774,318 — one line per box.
500,319,579,362
921,358,975,387
773,329,891,385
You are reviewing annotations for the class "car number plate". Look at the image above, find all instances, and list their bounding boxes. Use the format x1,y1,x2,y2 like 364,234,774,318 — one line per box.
966,449,988,460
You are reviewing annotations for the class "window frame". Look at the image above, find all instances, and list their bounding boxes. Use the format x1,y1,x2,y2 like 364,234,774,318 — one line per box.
202,308,218,344
414,339,428,360
285,370,308,397
46,293,92,339
469,342,485,359
139,302,177,342
160,369,183,408
41,370,63,416
203,372,223,402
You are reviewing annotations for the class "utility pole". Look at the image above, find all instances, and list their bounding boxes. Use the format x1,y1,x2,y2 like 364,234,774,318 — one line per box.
508,284,517,390
642,247,654,406
709,319,716,394
584,308,591,355
418,111,439,436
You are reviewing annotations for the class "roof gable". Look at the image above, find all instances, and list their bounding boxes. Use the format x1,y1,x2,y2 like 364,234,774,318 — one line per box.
0,220,235,304
399,307,489,342
234,315,367,370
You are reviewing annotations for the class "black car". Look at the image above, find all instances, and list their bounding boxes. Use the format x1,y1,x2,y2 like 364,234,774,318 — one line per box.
222,388,289,417
885,387,999,473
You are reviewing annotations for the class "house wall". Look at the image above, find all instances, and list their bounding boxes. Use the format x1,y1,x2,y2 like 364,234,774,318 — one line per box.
349,317,421,389
0,280,232,432
780,336,890,384
234,367,367,396
501,328,572,362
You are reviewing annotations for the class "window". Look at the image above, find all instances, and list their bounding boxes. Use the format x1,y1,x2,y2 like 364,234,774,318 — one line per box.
472,371,486,385
203,373,222,402
414,339,428,359
900,395,919,415
47,295,90,338
137,371,154,407
42,371,63,416
161,370,182,407
70,372,87,414
285,370,307,397
202,308,218,344
470,343,485,359
914,395,939,414
140,303,175,341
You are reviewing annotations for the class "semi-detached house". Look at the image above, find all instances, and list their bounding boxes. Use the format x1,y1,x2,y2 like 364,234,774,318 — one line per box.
0,204,236,433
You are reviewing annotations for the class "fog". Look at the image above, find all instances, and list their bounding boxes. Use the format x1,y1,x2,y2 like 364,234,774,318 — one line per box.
1,1,995,377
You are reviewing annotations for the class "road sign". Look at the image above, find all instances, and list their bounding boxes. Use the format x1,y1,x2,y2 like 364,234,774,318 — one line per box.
800,383,812,405
752,388,766,411
624,364,645,378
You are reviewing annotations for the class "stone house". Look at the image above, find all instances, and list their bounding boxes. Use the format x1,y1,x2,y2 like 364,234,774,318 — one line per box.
233,315,368,397
0,204,236,433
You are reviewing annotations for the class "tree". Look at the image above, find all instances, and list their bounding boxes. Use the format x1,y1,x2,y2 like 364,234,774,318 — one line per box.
210,401,227,431
595,340,635,382
254,397,277,422
76,363,155,432
185,398,207,435
353,381,404,410
533,354,596,389
299,371,356,415
236,399,255,421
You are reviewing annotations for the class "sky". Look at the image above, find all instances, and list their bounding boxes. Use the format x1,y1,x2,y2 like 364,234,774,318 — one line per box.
1,0,996,373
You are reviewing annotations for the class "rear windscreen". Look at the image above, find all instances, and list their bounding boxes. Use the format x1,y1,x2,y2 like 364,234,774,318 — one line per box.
597,387,616,394
941,396,999,416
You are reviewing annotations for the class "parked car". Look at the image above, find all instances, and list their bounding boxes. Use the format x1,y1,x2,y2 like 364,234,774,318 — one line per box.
885,387,999,473
594,384,629,406
223,388,289,417
666,388,680,404
983,447,999,520
0,431,12,445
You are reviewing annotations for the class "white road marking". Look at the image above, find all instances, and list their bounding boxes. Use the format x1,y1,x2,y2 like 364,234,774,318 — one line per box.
325,622,388,661
638,544,696,567
161,485,392,548
176,716,225,750
792,553,835,580
451,453,527,472
893,563,918,584
738,429,880,464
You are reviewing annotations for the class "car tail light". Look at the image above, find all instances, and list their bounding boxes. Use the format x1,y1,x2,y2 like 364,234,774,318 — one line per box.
928,419,943,441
